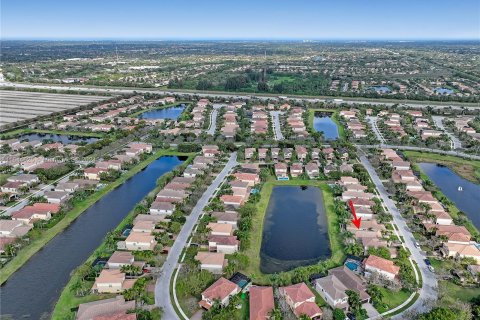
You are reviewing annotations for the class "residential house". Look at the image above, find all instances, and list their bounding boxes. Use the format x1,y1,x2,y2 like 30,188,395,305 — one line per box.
363,255,400,281
195,251,227,274
249,286,274,320
125,232,157,251
280,283,322,319
76,296,135,320
208,235,239,254
92,269,136,294
199,277,240,310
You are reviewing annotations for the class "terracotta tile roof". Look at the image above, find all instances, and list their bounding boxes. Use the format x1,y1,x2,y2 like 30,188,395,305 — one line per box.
281,282,315,304
201,277,239,301
294,301,323,318
77,296,135,320
249,286,274,320
364,255,400,276
93,311,136,320
195,251,225,266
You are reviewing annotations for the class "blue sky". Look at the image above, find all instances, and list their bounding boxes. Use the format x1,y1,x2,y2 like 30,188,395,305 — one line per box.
1,0,479,40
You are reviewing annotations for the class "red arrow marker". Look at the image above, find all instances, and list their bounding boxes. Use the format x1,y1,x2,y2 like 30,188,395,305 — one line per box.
348,200,362,229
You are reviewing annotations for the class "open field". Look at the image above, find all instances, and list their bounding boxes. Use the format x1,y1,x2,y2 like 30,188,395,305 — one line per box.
0,149,193,285
404,150,480,184
0,90,111,128
242,178,343,284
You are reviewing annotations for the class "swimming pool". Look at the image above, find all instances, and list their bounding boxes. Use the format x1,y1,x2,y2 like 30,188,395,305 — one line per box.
345,260,360,272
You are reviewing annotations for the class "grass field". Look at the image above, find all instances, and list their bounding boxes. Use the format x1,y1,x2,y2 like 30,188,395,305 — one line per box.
51,151,194,319
375,288,412,314
0,128,104,139
404,150,480,184
307,108,346,139
242,178,344,283
0,149,192,285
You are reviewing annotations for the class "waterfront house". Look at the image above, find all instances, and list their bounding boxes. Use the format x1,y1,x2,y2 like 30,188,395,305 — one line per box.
132,220,156,233
92,269,136,294
150,201,175,215
232,172,260,187
0,220,32,238
220,195,244,208
290,163,303,177
44,191,69,204
199,277,240,310
76,295,135,320
208,235,239,254
84,167,106,180
210,211,239,228
106,251,135,269
363,255,400,281
274,162,288,179
280,283,322,319
249,286,274,320
125,232,157,251
305,162,319,178
207,223,233,236
195,251,227,274
55,182,80,193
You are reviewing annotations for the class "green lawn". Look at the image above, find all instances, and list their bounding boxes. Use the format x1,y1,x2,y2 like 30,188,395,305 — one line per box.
404,150,480,184
307,109,346,139
439,281,480,303
0,128,104,139
375,288,412,314
242,178,344,283
0,149,193,285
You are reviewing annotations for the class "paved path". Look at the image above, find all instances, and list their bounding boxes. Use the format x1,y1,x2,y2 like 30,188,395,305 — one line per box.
360,144,480,160
358,151,438,319
155,152,238,320
207,104,223,135
366,116,386,144
432,115,462,150
270,111,284,140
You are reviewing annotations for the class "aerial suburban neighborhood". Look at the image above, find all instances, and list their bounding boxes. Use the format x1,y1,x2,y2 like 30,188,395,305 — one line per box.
0,1,479,320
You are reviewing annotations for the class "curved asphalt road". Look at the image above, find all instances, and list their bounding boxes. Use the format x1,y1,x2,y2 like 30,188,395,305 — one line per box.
358,152,438,318
155,152,237,320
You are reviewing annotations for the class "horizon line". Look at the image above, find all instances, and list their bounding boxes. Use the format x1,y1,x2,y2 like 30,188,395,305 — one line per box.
1,37,479,42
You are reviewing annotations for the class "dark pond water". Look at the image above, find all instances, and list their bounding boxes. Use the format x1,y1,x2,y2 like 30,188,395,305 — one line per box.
18,133,99,144
138,104,185,120
313,113,339,140
419,162,480,230
0,156,185,319
260,186,331,273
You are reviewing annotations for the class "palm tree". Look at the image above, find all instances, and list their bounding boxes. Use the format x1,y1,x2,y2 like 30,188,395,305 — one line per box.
269,307,283,320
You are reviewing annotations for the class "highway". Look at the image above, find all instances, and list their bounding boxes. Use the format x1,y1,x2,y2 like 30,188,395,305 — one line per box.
2,81,479,111
155,152,238,320
361,144,480,160
358,152,438,319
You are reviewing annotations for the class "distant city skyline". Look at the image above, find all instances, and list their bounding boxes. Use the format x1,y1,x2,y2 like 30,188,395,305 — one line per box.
1,0,479,40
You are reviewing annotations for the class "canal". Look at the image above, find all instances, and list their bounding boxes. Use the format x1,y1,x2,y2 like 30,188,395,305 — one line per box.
17,133,99,144
418,162,480,230
138,104,185,120
260,185,331,273
0,156,185,319
313,112,339,140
